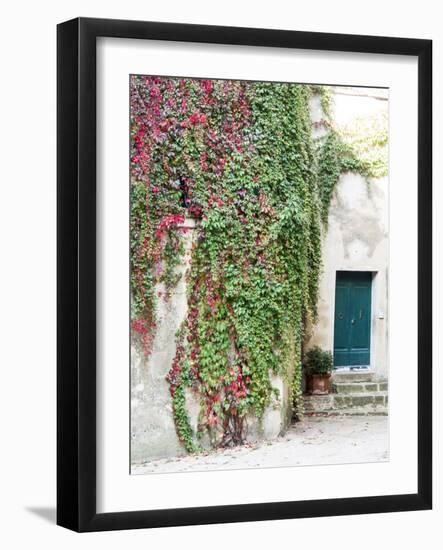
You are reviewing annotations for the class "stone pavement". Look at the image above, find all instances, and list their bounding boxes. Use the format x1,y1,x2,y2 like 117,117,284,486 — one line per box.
132,415,388,475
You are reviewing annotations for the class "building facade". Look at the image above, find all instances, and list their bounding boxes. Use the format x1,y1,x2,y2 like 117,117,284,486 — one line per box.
306,87,389,380
131,87,389,465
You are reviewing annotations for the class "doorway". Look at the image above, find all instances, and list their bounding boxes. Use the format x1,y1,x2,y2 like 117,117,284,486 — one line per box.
333,271,372,368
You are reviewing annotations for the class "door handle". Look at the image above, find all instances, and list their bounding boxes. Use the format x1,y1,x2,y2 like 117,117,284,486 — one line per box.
351,319,355,324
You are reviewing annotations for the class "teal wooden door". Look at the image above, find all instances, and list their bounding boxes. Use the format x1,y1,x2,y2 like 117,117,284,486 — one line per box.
334,271,372,367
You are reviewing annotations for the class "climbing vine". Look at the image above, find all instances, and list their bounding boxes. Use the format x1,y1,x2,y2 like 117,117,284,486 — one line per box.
313,85,388,225
317,129,373,225
130,77,385,452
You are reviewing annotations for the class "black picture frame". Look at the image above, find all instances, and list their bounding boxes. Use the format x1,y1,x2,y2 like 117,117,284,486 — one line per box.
57,17,432,532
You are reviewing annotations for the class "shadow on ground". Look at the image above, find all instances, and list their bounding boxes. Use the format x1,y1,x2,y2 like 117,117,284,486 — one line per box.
26,507,56,524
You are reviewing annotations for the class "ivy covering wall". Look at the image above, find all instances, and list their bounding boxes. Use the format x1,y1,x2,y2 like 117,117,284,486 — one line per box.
130,77,382,452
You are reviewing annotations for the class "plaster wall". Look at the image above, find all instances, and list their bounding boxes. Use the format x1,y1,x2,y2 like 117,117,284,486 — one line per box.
130,220,195,464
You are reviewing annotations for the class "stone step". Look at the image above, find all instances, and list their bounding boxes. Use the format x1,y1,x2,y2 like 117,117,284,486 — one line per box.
332,371,374,383
303,392,388,416
334,391,388,408
304,407,388,417
303,395,334,413
333,381,388,394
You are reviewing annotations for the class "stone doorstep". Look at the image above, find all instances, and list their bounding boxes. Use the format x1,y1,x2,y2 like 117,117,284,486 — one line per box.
303,391,389,416
303,395,334,413
304,408,388,417
334,391,388,408
332,371,374,383
333,381,389,394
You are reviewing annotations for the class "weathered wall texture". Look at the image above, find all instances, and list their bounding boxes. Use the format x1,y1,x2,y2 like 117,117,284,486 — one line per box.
131,219,196,464
131,218,292,465
306,88,389,380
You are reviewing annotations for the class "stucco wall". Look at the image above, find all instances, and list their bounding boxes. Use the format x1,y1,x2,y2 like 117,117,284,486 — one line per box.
305,88,389,379
131,219,196,464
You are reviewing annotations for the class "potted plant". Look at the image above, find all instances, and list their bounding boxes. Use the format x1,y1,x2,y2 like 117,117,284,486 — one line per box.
304,346,334,395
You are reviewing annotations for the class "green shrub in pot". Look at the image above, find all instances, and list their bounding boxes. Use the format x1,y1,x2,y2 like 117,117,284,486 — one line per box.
304,347,334,395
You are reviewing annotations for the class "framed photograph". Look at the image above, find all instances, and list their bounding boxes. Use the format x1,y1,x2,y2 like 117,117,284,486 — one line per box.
57,17,432,532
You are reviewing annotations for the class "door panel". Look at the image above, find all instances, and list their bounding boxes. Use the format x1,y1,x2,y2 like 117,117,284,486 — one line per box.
334,272,372,367
334,283,351,366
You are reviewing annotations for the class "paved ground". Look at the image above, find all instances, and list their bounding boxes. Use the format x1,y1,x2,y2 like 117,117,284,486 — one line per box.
132,415,389,475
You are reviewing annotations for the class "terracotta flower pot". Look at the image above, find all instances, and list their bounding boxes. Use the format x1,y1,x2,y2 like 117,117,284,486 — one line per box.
306,373,332,395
